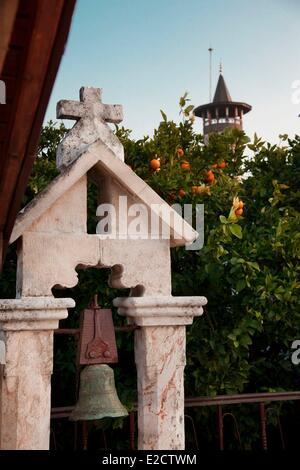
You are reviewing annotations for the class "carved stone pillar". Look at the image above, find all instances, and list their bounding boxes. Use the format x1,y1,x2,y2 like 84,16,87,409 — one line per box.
114,296,207,450
0,297,74,449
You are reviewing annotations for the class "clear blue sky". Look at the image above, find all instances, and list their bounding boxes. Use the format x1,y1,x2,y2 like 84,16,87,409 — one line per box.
45,0,300,143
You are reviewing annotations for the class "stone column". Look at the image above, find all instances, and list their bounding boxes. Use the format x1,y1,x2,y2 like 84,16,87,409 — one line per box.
0,297,74,450
114,296,207,450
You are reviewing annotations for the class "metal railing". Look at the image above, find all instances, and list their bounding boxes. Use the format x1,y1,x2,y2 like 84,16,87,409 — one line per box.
185,392,300,450
51,391,300,450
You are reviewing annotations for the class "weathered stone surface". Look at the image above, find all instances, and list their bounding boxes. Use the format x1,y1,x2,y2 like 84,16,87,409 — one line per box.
100,239,172,295
10,151,99,243
29,176,87,234
114,295,207,326
135,326,186,450
114,296,207,449
0,297,73,450
56,87,124,168
16,233,100,297
0,332,53,449
16,234,172,297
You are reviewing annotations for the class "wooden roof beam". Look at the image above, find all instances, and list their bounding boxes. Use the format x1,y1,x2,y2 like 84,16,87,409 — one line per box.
0,0,19,72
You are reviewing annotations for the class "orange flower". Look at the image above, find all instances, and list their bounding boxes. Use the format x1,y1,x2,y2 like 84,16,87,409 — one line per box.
191,185,211,195
229,197,245,219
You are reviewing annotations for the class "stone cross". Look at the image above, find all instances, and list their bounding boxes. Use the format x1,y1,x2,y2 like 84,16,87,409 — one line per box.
57,87,123,123
56,87,124,169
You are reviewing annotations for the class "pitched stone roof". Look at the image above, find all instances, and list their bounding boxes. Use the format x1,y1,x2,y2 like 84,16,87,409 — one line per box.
10,140,198,247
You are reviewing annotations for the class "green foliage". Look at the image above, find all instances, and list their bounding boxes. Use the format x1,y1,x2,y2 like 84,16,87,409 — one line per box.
1,97,299,449
24,120,65,203
117,98,300,447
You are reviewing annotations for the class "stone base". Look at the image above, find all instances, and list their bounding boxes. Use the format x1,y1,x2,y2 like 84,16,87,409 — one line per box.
0,297,74,450
114,295,207,450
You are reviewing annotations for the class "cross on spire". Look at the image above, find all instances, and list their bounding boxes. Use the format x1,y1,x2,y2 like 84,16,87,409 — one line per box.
56,87,124,169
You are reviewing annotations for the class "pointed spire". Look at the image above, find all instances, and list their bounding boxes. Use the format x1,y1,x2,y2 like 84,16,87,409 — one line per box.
219,60,222,74
213,72,232,103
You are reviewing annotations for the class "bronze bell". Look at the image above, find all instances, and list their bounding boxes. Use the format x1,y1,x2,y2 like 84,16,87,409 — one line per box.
70,364,128,421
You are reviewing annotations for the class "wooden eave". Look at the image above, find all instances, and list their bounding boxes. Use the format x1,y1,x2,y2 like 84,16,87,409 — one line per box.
0,0,75,268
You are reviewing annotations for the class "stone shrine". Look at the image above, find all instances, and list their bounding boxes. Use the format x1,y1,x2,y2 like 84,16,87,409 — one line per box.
0,87,207,450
